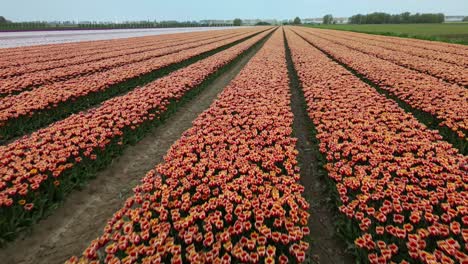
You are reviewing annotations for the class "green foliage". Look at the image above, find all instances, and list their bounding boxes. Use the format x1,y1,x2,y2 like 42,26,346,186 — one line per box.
349,12,445,24
293,17,301,25
463,16,468,22
323,14,334,24
233,18,242,26
0,16,10,24
304,23,468,45
255,21,271,26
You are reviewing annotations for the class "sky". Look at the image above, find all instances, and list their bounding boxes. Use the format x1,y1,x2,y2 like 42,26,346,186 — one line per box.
2,0,467,22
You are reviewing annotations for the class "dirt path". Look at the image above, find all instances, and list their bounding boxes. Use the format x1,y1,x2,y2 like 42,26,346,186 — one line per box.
284,30,354,264
0,35,268,264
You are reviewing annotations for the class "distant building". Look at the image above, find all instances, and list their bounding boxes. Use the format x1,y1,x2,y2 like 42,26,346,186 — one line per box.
334,17,349,24
302,18,317,24
199,20,233,26
445,16,465,22
197,19,279,26
241,19,261,26
303,18,323,24
302,17,348,24
262,19,279,25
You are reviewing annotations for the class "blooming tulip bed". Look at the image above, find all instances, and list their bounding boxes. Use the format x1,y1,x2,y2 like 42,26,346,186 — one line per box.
285,28,468,264
326,29,468,57
0,30,256,96
0,29,247,69
1,24,467,263
0,30,235,78
304,29,468,87
0,28,274,243
0,29,267,142
316,29,468,68
292,28,468,152
66,28,310,264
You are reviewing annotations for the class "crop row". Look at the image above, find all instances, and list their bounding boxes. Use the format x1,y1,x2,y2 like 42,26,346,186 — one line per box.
322,29,467,67
0,30,255,96
0,30,236,78
66,28,309,264
306,29,468,86
0,30,226,67
0,27,273,244
285,28,467,264
0,29,266,143
293,28,468,148
0,37,129,61
337,29,468,57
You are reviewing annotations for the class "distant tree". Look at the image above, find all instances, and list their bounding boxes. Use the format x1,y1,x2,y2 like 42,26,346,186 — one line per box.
464,16,468,22
352,13,367,24
255,21,271,26
233,18,242,26
323,14,334,24
348,12,444,24
401,12,411,23
0,16,10,24
293,17,301,24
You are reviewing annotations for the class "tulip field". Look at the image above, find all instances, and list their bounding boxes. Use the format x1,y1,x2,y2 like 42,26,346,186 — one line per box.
0,26,467,264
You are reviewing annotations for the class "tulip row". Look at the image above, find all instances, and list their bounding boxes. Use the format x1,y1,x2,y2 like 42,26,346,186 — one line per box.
334,29,468,57
0,29,267,143
324,30,468,67
0,33,153,59
0,30,255,96
305,29,468,86
293,28,468,151
0,29,231,68
285,28,468,264
0,29,237,78
66,28,310,264
0,27,274,244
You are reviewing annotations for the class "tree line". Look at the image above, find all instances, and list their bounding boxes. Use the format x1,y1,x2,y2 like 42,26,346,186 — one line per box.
0,16,246,31
348,12,445,24
0,22,230,31
0,16,11,24
323,14,334,24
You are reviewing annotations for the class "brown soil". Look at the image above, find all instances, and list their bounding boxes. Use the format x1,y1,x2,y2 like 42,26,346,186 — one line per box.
0,36,267,264
284,29,354,264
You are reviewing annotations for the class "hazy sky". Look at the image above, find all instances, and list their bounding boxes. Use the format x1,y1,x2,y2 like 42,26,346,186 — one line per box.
3,0,467,21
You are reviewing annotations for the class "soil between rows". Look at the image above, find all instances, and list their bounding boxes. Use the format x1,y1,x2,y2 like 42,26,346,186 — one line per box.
283,29,354,264
0,31,272,264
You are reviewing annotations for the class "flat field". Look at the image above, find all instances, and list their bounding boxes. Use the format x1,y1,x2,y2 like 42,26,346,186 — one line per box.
0,27,240,48
305,23,468,44
0,26,466,264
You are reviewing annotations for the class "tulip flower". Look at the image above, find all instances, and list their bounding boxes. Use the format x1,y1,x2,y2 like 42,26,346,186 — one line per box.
285,27,468,264
0,28,275,242
294,27,468,139
66,29,309,263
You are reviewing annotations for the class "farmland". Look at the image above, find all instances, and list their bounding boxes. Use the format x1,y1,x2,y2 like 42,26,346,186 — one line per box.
307,23,468,45
0,27,238,48
0,25,466,264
